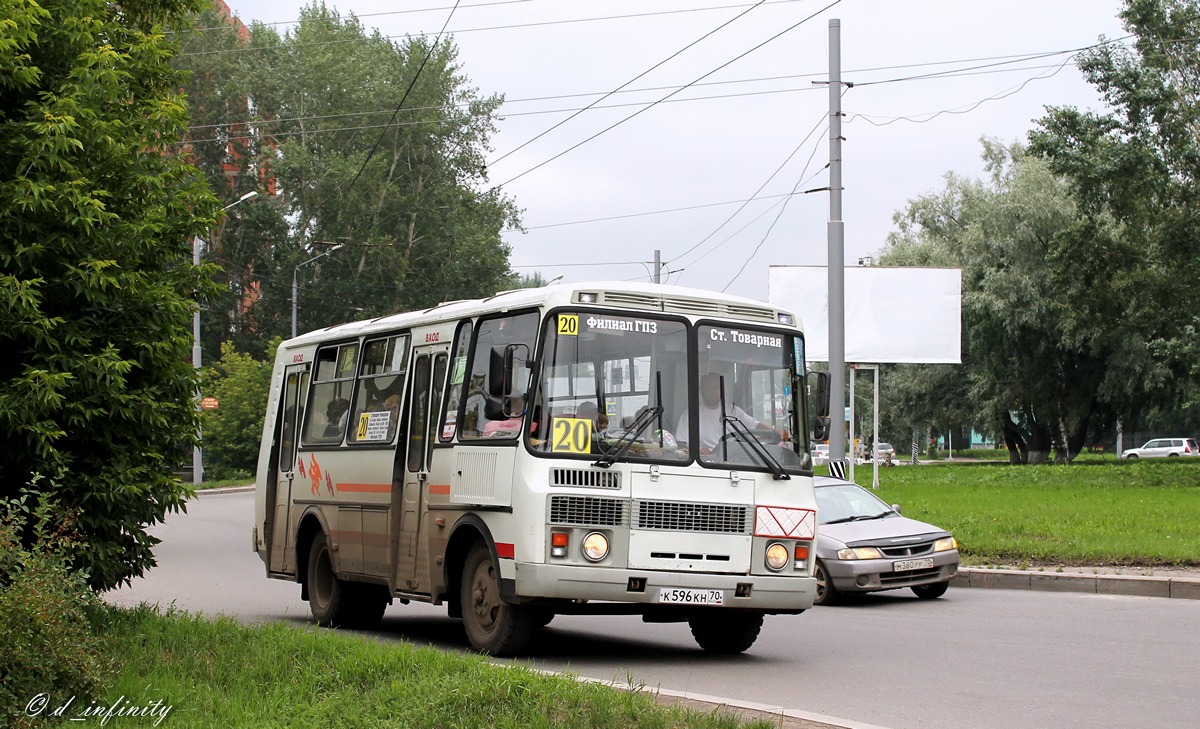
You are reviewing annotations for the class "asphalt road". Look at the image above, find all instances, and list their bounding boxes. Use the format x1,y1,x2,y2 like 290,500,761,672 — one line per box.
107,490,1200,729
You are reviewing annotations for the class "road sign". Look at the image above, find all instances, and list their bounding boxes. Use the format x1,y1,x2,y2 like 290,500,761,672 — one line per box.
200,397,219,410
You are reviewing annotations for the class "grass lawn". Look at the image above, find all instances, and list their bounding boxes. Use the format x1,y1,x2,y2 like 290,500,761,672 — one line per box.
92,607,771,729
843,459,1200,567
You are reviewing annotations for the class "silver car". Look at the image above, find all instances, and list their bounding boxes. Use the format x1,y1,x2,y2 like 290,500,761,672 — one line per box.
813,477,959,605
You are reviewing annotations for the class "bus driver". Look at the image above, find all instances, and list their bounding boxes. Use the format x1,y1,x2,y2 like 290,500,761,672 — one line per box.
677,372,785,454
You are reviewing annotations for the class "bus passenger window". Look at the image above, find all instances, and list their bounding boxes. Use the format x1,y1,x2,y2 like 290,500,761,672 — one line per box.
302,343,359,445
349,334,409,444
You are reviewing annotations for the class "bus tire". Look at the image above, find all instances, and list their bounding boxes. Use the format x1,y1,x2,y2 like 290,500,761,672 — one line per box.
461,543,534,656
688,611,763,654
307,534,387,630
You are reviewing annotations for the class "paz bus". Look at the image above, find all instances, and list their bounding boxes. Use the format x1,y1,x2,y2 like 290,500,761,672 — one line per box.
253,281,829,655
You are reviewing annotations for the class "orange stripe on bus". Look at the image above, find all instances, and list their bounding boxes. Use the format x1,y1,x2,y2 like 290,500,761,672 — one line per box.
337,482,392,493
427,484,451,495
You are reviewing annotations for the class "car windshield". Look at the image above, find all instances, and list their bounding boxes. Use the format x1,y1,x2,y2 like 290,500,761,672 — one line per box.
815,482,896,524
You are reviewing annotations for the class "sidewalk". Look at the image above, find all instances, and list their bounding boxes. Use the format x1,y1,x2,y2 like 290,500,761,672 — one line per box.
954,563,1200,599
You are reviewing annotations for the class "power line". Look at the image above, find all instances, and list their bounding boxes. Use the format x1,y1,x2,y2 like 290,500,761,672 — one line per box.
671,111,827,272
722,129,827,291
496,0,842,187
178,0,816,57
490,0,770,166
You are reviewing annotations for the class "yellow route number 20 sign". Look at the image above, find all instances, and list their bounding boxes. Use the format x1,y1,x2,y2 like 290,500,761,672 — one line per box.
552,417,592,454
557,314,579,336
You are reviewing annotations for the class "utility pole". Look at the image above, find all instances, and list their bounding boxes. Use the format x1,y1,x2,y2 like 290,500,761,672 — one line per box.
827,18,847,471
653,249,662,283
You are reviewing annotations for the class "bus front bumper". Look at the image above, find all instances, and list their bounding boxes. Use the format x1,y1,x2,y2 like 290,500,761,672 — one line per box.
512,562,815,611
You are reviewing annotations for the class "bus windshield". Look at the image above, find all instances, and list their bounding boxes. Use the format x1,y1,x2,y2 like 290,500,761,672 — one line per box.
529,312,690,463
528,312,806,473
687,323,806,474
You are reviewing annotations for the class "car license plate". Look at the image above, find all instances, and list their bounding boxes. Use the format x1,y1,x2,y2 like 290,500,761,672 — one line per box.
658,588,724,605
893,557,934,572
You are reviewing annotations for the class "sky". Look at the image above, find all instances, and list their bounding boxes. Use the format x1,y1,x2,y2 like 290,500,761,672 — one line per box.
218,0,1128,302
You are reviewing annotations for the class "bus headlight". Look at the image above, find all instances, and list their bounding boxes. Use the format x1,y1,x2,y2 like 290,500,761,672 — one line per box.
765,542,789,571
581,532,609,562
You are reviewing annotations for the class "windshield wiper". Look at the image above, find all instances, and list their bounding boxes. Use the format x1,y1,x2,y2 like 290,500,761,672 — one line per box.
593,372,664,469
824,514,879,525
593,404,661,468
720,416,789,481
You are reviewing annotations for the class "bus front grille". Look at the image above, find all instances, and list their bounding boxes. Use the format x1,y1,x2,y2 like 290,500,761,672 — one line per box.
548,495,628,527
549,468,621,490
635,501,750,534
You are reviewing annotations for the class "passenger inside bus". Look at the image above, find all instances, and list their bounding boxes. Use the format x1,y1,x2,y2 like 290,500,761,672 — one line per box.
323,398,350,439
677,372,786,454
482,393,527,436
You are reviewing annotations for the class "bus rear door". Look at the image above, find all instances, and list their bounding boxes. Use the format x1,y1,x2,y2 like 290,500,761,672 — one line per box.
267,363,309,575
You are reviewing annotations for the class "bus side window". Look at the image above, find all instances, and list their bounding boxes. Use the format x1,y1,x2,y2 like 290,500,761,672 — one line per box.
302,343,358,445
349,334,409,444
439,320,473,442
459,311,538,440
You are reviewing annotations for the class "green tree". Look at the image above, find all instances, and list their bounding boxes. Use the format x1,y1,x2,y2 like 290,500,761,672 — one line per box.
0,0,219,589
1030,0,1200,433
176,2,521,343
201,340,275,479
880,141,1123,464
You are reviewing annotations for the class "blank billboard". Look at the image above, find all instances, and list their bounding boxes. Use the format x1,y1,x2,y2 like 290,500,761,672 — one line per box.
767,265,961,364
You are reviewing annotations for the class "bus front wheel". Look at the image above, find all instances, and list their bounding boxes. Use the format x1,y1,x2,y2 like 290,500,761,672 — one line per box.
688,610,764,654
461,543,534,656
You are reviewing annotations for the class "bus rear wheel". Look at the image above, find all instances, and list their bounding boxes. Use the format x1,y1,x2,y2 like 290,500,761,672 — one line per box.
461,543,534,656
307,535,387,630
688,611,764,654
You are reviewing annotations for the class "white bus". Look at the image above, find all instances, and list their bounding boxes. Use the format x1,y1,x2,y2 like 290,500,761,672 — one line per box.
253,281,829,655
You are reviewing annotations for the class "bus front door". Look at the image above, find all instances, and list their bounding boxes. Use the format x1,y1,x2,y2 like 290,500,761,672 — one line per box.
395,348,448,593
268,364,308,575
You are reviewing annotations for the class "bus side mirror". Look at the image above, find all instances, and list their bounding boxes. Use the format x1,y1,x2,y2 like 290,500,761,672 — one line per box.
809,371,830,441
812,371,830,417
503,343,531,399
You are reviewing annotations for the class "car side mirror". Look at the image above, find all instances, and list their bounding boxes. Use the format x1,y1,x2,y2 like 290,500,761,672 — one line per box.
891,503,902,515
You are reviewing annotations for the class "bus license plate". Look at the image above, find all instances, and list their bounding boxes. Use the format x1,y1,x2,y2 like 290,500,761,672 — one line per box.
893,557,934,572
658,588,723,605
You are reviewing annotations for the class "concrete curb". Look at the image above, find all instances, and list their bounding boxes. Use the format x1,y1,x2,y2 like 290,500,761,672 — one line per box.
954,567,1200,600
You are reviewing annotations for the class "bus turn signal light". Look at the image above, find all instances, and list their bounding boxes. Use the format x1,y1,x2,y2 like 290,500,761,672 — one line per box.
551,532,568,558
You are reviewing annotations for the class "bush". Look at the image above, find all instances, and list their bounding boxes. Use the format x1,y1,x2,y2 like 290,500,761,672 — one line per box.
201,340,276,479
0,495,115,728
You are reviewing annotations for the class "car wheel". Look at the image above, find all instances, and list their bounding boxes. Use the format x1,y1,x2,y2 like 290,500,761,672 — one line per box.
1168,453,1179,457
688,611,764,654
1126,454,1138,459
461,543,534,656
912,580,950,600
813,560,839,606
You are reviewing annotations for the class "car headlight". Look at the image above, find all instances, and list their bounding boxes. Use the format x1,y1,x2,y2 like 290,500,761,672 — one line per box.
934,536,958,552
765,542,789,571
835,546,884,560
581,532,609,562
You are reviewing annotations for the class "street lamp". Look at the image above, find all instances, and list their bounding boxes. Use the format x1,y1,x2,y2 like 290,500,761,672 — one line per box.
292,244,345,338
193,190,258,485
